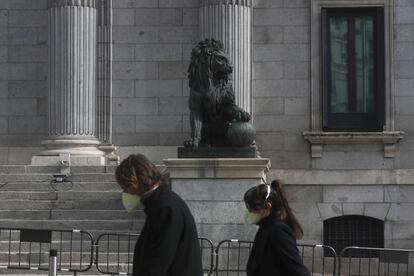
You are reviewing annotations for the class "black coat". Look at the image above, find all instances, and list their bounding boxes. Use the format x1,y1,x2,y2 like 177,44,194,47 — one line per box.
132,184,203,276
247,216,311,276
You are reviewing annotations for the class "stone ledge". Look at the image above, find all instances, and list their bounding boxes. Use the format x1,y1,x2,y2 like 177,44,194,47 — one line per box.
302,131,405,158
269,169,414,185
163,158,271,179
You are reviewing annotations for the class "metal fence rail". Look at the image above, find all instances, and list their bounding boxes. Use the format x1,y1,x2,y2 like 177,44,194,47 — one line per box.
0,228,94,274
214,239,337,276
214,239,253,275
298,244,337,276
338,246,414,276
3,227,414,276
95,233,215,276
95,232,137,275
199,237,215,276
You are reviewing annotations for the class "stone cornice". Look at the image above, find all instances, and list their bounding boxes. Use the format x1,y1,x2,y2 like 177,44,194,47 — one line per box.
201,0,253,7
48,0,97,8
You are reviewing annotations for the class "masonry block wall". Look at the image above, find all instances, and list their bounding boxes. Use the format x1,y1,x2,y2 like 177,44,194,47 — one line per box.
251,0,310,169
0,0,47,164
112,0,199,148
394,0,414,169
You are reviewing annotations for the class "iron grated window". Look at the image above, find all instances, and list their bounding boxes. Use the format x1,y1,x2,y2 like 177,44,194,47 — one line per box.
323,215,384,257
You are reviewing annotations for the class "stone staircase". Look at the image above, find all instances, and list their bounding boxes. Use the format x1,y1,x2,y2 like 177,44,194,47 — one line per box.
0,165,144,276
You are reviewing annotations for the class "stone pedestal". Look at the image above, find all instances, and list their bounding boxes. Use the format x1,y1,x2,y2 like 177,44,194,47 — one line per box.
163,158,271,243
33,0,105,166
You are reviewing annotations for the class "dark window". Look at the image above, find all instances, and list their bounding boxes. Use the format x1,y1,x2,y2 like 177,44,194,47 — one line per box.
322,8,385,131
323,215,384,257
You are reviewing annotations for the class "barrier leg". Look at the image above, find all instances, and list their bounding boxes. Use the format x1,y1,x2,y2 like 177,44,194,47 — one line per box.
49,249,58,276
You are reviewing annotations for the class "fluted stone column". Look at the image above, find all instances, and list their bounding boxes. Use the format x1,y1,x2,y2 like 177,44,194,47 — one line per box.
200,0,252,114
33,0,104,164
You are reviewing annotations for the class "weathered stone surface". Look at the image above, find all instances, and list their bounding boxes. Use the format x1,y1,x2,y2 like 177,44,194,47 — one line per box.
364,203,391,220
173,179,258,201
253,8,308,26
253,62,284,79
323,186,384,203
317,203,343,220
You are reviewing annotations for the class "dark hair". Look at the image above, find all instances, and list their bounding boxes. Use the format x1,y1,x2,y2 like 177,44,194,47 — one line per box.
115,154,162,191
244,179,304,239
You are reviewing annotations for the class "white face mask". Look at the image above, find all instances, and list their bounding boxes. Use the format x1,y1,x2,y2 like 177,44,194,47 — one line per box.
121,192,142,212
243,209,262,225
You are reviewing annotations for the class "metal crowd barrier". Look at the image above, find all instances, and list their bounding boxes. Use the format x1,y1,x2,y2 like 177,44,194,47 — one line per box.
214,239,253,275
338,246,414,276
95,232,138,275
214,239,337,276
0,227,94,275
3,227,414,276
94,232,215,276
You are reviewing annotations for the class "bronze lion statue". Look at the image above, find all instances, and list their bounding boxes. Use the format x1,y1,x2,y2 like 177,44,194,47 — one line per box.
184,39,254,148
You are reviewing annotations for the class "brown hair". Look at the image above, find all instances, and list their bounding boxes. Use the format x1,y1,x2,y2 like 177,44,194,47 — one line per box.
115,154,162,192
244,179,304,239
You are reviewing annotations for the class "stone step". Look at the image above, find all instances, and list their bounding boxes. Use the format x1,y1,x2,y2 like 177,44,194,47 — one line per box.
0,210,141,220
51,210,141,220
0,228,139,242
0,165,117,174
0,182,120,192
0,174,117,183
0,192,57,200
0,191,124,201
56,191,122,200
0,272,103,276
0,199,125,210
0,220,144,231
0,240,137,251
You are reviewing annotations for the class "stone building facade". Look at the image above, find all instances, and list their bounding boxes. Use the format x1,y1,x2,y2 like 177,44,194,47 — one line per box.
1,0,414,249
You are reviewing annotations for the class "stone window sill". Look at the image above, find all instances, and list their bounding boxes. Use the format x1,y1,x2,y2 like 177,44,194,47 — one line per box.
302,131,405,158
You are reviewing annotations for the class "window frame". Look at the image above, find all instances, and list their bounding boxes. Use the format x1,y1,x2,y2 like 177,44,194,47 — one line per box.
304,0,404,158
322,7,385,132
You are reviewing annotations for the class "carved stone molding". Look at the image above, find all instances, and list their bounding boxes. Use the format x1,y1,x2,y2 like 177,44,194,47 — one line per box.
48,0,97,8
303,131,405,158
201,0,253,6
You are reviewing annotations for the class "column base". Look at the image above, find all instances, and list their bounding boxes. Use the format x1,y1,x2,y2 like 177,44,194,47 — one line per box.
32,138,105,166
31,155,105,166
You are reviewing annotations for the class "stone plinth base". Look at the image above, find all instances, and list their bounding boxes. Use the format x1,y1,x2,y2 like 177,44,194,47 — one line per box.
31,155,105,166
177,146,257,158
163,158,271,243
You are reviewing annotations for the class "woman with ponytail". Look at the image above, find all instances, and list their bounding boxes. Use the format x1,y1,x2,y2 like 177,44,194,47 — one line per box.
244,179,310,276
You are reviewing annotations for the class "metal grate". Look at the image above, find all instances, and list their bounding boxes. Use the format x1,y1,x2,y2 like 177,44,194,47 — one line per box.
324,215,384,257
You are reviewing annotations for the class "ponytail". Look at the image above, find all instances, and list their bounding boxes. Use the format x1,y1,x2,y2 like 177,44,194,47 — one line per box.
270,179,304,240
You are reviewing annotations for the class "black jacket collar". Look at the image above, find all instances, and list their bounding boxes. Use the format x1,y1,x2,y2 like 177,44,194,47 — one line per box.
257,214,276,228
141,184,169,215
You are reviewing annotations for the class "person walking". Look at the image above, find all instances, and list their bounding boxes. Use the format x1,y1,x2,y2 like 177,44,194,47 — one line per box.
244,179,310,276
115,154,203,276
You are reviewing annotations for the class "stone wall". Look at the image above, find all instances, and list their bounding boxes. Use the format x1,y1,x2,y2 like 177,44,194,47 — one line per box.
0,0,413,171
111,0,199,147
394,0,414,169
287,184,414,249
0,0,47,164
